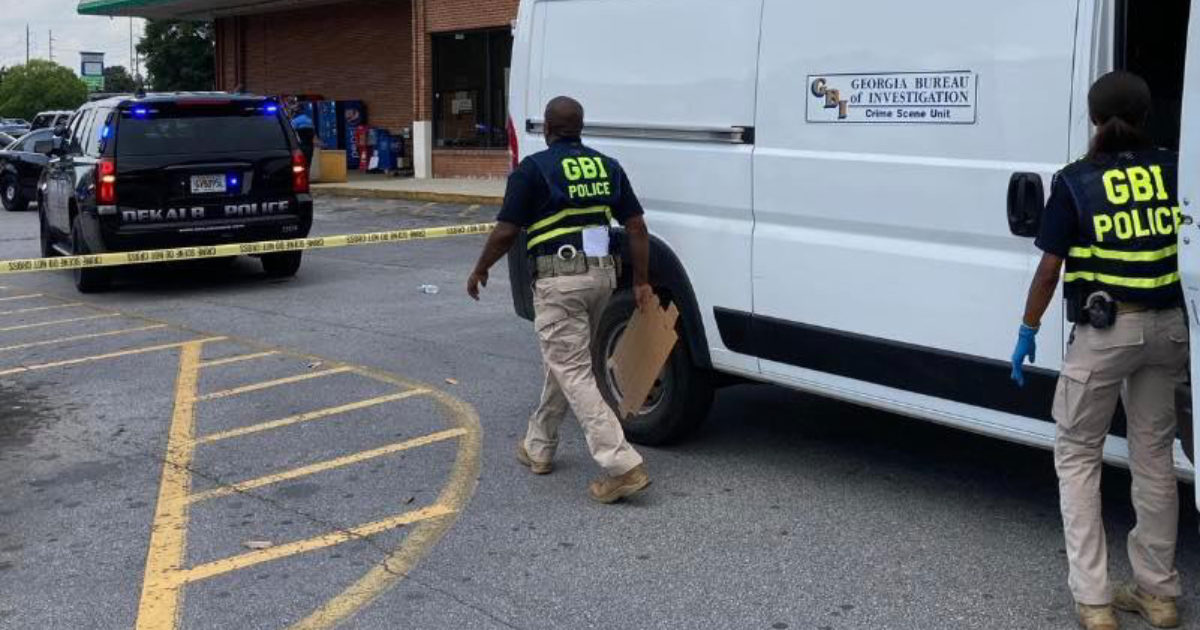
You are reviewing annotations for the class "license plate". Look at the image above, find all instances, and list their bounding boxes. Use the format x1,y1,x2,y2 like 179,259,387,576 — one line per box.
190,174,226,194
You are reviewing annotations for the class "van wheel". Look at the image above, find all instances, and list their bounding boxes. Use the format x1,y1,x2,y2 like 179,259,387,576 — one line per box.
1,176,27,212
592,289,713,445
71,216,110,293
261,251,302,278
38,208,55,258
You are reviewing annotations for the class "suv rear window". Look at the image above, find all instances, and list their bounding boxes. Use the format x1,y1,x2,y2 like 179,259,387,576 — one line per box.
116,103,290,157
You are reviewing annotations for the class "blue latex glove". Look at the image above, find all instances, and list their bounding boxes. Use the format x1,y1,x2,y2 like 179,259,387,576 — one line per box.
1010,324,1038,387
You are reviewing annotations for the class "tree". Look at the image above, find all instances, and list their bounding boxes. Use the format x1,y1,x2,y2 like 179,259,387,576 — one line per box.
137,20,215,92
0,61,88,121
103,65,138,93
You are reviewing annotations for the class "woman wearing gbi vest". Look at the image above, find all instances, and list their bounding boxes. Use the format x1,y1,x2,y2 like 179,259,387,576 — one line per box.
1012,72,1185,630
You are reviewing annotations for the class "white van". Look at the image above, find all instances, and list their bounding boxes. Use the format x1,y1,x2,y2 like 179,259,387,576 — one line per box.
505,0,1198,498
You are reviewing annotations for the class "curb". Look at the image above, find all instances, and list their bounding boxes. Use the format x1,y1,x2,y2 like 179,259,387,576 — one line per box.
313,185,502,206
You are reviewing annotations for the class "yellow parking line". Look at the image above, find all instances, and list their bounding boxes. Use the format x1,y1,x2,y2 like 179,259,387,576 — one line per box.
175,505,454,585
0,302,84,316
0,324,168,353
0,293,42,302
188,428,466,503
194,389,428,444
0,337,225,377
198,350,279,369
0,313,118,332
135,341,204,630
194,366,354,401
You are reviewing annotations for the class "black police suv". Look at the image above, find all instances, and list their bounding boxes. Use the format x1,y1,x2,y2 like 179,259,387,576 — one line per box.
38,93,314,292
0,129,53,212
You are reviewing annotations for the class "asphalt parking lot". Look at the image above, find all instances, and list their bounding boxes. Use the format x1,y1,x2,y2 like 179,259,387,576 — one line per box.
0,196,1196,630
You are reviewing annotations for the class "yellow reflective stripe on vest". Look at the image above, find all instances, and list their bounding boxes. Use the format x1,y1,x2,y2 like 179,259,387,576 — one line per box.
528,205,612,234
528,226,589,249
1067,244,1179,262
1063,270,1181,289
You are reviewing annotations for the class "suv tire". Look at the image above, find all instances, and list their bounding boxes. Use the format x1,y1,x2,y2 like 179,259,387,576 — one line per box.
38,206,55,258
1,175,27,212
592,289,713,445
71,215,111,293
261,251,302,278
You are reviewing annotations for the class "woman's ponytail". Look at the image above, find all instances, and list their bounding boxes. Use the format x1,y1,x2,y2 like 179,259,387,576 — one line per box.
1088,115,1150,161
1086,71,1153,162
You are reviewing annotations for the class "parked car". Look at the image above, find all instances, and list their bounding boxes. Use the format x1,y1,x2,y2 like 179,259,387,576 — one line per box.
0,129,53,212
0,132,18,149
30,111,72,131
0,122,30,136
39,94,313,292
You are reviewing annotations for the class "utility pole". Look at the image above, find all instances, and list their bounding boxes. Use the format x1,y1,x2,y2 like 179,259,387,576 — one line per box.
25,24,29,63
48,29,54,62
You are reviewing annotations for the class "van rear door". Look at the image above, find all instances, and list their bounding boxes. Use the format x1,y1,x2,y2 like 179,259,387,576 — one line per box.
747,0,1079,425
1176,5,1200,502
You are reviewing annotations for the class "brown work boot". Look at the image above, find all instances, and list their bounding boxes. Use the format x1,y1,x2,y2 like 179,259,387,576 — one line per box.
516,441,552,475
1114,583,1180,628
1075,603,1119,630
588,464,650,504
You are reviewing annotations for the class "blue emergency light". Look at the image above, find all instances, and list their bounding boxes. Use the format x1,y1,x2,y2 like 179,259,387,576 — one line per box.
132,107,149,118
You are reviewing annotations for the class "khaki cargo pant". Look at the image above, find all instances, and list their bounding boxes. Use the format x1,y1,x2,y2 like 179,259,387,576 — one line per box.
524,266,643,476
1053,308,1188,605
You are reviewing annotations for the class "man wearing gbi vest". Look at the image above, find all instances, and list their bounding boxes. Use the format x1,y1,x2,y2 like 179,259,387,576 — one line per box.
1011,72,1186,630
467,96,654,504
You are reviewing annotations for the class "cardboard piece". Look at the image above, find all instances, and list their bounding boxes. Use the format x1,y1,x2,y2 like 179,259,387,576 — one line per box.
609,301,680,419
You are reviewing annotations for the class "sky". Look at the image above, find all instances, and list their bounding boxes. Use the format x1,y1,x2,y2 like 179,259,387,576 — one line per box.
0,0,145,74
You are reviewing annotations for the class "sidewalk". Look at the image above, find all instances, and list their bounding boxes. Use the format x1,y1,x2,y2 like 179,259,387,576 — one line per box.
312,171,505,206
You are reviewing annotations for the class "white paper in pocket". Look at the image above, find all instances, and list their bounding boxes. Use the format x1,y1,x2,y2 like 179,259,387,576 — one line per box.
582,227,610,257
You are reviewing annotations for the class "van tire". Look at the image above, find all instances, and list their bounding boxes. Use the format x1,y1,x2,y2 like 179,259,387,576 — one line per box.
71,216,110,293
592,289,713,445
1,175,27,212
262,251,302,278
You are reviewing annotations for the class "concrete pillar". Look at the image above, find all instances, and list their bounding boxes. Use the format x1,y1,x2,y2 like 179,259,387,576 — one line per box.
413,121,433,179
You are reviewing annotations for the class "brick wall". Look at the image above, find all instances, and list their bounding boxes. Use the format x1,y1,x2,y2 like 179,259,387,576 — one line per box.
424,0,518,33
432,149,509,178
218,1,414,132
215,0,517,178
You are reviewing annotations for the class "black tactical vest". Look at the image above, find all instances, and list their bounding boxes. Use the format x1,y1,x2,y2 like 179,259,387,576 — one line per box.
1059,149,1183,309
525,139,624,255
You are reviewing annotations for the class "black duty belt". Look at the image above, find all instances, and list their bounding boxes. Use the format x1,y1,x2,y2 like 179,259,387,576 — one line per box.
533,245,619,279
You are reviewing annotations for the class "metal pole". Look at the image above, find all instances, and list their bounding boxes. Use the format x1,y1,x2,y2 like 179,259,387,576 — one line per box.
25,24,29,63
48,30,53,62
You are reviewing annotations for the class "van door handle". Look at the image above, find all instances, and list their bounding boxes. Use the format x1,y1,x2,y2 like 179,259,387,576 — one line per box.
1007,172,1045,237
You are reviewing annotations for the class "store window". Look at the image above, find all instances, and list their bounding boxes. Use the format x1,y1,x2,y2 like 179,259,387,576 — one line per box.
433,29,512,149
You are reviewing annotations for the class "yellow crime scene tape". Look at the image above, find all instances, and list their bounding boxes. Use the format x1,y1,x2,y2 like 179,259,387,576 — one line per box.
0,222,497,275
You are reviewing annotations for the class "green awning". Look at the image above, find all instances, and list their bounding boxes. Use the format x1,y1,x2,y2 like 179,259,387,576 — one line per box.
79,0,350,19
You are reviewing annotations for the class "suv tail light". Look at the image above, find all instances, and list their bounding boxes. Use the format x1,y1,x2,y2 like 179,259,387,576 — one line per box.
97,158,117,205
507,116,518,171
292,150,309,194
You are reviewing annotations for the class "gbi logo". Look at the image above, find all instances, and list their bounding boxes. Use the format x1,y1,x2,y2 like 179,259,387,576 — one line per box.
810,78,849,120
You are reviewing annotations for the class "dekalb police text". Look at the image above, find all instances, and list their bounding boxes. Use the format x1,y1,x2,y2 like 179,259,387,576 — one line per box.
122,201,292,223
